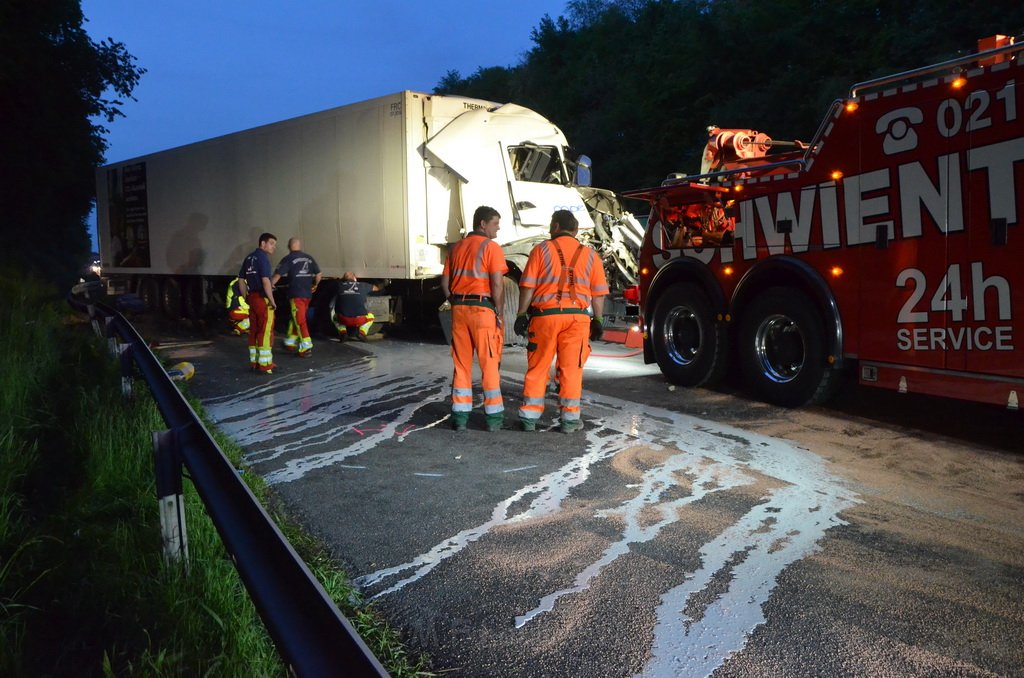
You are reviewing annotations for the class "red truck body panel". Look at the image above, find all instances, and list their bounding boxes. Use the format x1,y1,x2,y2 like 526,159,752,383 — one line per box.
627,38,1024,408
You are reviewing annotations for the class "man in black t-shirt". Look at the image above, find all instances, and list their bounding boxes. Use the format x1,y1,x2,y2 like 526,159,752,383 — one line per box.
272,238,322,357
330,272,380,341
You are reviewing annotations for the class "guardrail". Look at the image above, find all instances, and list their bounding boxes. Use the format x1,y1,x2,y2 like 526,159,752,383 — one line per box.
68,285,389,677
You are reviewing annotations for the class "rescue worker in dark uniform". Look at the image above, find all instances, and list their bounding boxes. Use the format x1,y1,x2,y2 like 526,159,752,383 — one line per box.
330,272,379,341
272,237,322,357
238,232,278,373
441,205,507,432
514,210,608,432
225,277,250,335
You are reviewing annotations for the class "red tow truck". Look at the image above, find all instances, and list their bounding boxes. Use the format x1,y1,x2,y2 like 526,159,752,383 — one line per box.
624,36,1023,408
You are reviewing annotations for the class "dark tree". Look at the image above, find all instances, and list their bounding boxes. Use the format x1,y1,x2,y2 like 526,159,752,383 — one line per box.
0,0,144,290
435,66,516,103
436,0,1024,196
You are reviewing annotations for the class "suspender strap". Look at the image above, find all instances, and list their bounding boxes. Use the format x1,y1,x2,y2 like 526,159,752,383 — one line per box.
550,239,585,308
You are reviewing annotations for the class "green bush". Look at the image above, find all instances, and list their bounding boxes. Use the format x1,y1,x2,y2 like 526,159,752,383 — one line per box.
0,283,430,676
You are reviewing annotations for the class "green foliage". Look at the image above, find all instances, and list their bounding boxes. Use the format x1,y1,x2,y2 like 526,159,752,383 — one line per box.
0,1,145,290
436,0,1024,193
0,285,430,675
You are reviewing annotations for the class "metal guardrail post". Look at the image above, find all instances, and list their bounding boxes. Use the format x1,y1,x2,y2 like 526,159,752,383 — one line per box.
66,292,391,677
105,316,119,357
153,428,189,569
117,342,134,398
87,303,102,339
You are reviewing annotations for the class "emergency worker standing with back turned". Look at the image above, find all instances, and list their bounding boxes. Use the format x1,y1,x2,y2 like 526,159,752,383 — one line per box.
514,210,608,432
238,232,278,373
272,237,322,358
441,205,507,432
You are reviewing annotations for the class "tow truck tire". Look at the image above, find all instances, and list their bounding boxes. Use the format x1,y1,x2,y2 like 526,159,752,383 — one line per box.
650,282,725,387
502,276,521,346
738,287,836,407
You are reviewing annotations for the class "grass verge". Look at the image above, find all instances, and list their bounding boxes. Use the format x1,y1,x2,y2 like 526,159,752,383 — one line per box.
0,280,431,676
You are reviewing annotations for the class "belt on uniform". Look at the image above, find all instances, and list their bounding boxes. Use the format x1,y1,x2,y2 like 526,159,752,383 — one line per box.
528,306,589,317
450,294,494,309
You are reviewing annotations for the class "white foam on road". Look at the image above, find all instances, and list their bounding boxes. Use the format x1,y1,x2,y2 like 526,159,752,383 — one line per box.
204,342,860,674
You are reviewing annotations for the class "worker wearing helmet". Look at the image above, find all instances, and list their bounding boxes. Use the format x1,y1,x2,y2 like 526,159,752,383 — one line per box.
272,237,322,358
238,232,278,373
441,206,508,432
225,277,250,335
514,210,608,432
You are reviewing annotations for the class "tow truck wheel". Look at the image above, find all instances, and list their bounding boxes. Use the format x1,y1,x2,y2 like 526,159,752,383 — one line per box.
738,288,836,407
650,282,725,387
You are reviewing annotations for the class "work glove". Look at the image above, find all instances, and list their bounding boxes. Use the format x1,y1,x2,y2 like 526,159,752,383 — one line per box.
514,314,529,337
589,316,604,341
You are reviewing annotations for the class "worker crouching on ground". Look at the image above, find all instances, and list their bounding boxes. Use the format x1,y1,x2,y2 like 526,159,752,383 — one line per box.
331,272,379,341
238,232,278,374
441,205,507,432
514,210,608,433
272,237,322,358
225,277,250,335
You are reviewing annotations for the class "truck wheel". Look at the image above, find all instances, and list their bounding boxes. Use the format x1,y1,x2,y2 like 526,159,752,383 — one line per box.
738,288,836,407
161,277,183,318
183,278,205,322
502,276,521,346
650,282,725,387
137,277,159,313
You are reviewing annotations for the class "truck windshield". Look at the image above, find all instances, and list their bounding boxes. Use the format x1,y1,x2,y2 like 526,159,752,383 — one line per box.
508,144,566,185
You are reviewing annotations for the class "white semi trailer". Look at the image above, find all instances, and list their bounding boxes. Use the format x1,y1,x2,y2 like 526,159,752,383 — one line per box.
95,90,641,337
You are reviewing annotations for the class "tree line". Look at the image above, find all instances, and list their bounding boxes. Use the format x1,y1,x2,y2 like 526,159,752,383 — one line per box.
1,1,144,289
437,0,1024,196
4,1,1022,286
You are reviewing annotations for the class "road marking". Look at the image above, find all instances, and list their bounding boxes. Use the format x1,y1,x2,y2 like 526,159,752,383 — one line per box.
503,465,539,473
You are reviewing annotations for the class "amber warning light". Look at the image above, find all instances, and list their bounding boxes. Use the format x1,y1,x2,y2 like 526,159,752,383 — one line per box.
831,266,844,278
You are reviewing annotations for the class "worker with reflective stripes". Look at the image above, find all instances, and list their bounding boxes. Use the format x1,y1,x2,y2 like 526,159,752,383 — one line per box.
514,210,608,432
331,272,379,341
238,232,278,374
272,237,322,358
225,277,250,335
441,206,507,432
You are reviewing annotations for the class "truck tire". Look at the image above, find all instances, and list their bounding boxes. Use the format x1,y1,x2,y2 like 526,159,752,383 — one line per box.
738,287,836,407
161,277,183,318
502,276,521,346
650,282,726,387
136,277,159,313
183,278,205,322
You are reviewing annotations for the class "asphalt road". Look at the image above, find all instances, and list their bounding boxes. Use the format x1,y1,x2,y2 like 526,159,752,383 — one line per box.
151,320,1024,677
